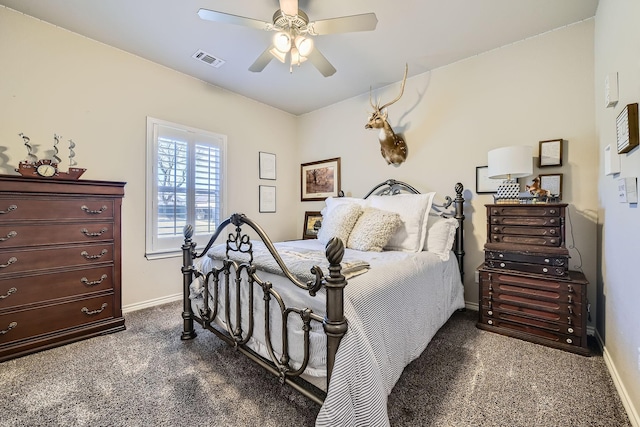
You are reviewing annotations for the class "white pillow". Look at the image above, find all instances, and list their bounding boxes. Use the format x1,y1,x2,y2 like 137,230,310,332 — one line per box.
368,192,436,252
323,196,369,216
317,202,363,245
347,208,402,252
425,216,459,261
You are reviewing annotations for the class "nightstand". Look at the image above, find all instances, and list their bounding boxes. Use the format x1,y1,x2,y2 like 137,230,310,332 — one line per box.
477,203,590,356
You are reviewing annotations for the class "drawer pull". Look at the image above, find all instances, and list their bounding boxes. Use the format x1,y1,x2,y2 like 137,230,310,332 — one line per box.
0,321,17,335
568,327,574,334
567,316,573,326
487,310,493,316
568,306,573,315
0,231,17,242
81,274,108,286
542,267,548,273
549,209,556,214
568,295,573,304
487,320,493,325
568,285,574,293
549,219,556,224
0,205,17,215
81,205,108,215
566,338,573,344
0,287,17,299
81,303,107,315
81,228,108,237
544,258,550,264
81,249,108,260
550,239,557,244
0,257,17,269
549,229,556,235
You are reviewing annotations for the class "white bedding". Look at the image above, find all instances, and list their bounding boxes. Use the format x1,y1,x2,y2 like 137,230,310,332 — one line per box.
189,239,464,427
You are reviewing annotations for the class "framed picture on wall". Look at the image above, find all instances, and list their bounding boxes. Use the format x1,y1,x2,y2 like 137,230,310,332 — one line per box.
259,151,276,180
476,165,502,194
259,185,276,212
538,139,563,167
301,157,341,201
539,173,563,199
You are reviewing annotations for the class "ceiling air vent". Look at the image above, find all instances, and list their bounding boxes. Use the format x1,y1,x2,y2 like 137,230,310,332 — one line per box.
192,50,225,68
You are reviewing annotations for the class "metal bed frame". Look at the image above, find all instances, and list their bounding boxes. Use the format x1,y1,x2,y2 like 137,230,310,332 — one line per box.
180,180,465,404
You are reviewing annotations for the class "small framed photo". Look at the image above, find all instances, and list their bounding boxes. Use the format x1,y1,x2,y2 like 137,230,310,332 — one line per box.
476,165,502,194
616,103,639,154
303,211,322,239
539,173,563,199
301,157,341,201
259,185,276,213
259,152,276,180
538,139,563,167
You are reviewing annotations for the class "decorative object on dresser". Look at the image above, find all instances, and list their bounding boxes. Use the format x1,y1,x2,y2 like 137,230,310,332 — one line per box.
487,145,533,203
15,133,86,180
0,175,125,362
478,203,590,356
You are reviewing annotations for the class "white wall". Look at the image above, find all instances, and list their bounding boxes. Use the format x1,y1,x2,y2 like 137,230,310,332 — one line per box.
0,7,300,309
594,1,640,423
298,20,598,319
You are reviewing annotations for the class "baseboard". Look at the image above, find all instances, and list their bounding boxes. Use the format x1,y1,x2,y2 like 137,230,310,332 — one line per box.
464,301,479,311
122,293,182,314
596,330,640,427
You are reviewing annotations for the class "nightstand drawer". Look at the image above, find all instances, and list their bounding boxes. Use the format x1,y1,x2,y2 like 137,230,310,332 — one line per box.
485,259,568,277
489,216,561,226
481,307,582,336
488,206,563,217
485,250,568,267
479,315,582,347
488,233,561,246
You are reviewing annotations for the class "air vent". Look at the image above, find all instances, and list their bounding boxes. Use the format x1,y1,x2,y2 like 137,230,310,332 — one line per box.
192,50,225,68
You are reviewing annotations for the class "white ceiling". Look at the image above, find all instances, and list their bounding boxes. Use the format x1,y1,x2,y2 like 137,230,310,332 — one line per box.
0,0,598,115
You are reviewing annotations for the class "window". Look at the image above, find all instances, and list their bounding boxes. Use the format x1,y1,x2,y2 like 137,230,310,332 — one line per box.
146,117,226,259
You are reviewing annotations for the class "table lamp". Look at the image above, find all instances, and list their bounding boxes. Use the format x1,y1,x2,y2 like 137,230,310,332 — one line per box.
487,146,533,202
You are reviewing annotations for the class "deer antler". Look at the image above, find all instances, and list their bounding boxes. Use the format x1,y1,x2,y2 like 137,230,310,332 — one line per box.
378,63,408,111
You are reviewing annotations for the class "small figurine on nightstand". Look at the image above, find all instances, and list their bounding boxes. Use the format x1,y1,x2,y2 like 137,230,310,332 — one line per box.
526,177,550,203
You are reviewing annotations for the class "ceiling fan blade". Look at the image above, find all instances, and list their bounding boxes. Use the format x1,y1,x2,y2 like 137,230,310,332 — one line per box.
306,49,336,77
249,47,275,72
279,0,298,16
310,13,378,35
197,8,269,31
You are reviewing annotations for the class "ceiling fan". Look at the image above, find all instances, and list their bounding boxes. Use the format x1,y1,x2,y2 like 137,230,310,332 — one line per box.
197,0,377,77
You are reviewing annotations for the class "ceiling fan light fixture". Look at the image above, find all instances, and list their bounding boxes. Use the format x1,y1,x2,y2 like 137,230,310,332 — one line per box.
273,31,291,53
294,35,314,57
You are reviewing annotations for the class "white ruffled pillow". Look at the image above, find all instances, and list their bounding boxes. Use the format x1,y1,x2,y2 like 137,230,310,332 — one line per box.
425,216,459,261
317,202,363,245
347,208,402,252
322,196,369,217
368,192,436,252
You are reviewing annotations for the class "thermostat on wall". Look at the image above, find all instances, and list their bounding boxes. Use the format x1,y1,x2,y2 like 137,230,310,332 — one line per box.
618,177,638,203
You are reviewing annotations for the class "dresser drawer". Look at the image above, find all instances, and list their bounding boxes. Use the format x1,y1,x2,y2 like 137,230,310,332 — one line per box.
482,294,582,321
488,233,561,246
489,216,561,226
0,265,114,311
481,308,582,337
0,243,114,275
0,197,115,222
485,259,568,277
488,205,563,217
0,293,115,346
0,222,114,248
489,224,560,237
479,313,582,347
485,250,568,267
480,270,583,299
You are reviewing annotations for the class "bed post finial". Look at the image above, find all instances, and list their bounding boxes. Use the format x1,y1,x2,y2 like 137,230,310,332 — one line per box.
323,237,347,388
181,225,197,340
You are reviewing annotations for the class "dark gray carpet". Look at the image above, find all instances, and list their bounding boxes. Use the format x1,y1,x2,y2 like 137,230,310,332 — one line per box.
0,301,631,426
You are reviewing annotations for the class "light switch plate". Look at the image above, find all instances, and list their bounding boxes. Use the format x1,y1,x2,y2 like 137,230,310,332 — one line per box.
605,72,619,108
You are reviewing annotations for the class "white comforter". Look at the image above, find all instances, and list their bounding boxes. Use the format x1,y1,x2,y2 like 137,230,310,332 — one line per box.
189,239,464,427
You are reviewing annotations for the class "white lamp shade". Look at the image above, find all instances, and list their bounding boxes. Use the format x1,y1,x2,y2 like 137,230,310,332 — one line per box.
487,146,533,179
294,35,314,57
273,32,291,53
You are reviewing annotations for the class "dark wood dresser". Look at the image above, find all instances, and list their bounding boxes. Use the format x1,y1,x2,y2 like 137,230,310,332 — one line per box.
477,203,590,356
0,175,125,361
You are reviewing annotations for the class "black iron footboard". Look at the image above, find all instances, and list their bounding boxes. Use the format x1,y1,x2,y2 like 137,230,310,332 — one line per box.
180,213,347,404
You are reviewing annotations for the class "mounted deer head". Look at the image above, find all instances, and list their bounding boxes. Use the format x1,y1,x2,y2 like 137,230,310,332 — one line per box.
365,64,408,166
